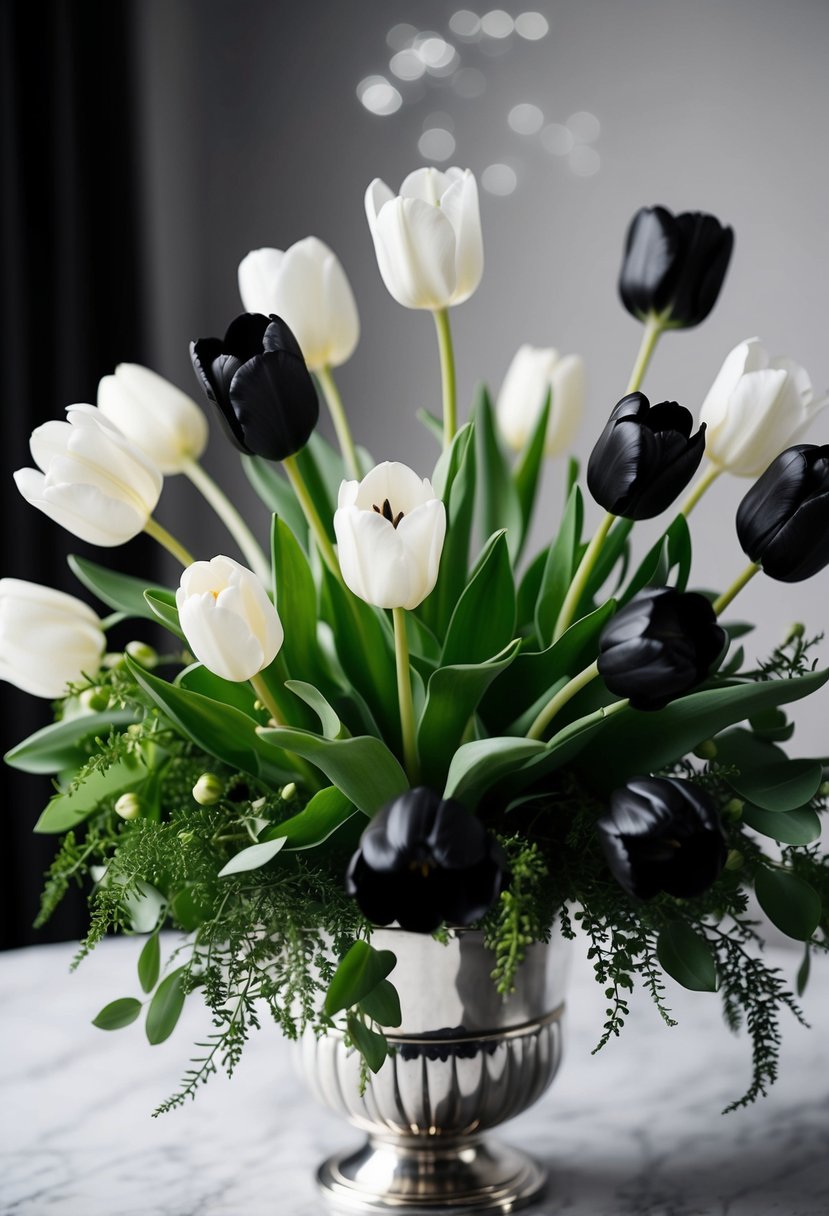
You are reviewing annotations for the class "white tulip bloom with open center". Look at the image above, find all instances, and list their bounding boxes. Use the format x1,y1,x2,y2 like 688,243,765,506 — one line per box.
334,462,447,609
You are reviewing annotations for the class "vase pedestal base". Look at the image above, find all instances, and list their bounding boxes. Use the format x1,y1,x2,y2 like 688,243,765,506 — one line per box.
317,1134,546,1213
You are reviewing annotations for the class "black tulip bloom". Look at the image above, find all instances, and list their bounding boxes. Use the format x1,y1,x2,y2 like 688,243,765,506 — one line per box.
587,393,706,520
736,444,829,583
598,587,726,711
619,206,734,329
190,313,319,461
345,787,509,934
597,776,727,900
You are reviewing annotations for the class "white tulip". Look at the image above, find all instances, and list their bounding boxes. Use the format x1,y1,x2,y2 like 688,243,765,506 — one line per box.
176,555,283,682
700,338,829,477
0,579,105,699
97,363,208,474
365,167,484,310
334,462,446,610
237,238,360,371
14,404,163,546
496,345,585,456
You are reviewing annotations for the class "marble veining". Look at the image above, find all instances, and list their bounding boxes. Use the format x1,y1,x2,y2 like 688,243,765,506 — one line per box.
1,934,828,1214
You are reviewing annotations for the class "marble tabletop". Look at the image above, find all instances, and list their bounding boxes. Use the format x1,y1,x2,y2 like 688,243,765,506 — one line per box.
1,933,828,1216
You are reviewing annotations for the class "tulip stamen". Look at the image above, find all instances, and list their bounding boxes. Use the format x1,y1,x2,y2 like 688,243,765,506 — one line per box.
374,498,404,528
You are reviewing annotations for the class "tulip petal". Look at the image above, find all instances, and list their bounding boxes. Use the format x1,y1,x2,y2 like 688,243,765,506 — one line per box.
372,197,457,310
98,364,208,473
14,469,146,545
351,461,435,515
439,170,484,305
399,167,453,204
364,178,395,231
335,506,416,609
179,594,266,683
395,499,447,608
229,351,319,461
706,367,793,476
237,247,286,315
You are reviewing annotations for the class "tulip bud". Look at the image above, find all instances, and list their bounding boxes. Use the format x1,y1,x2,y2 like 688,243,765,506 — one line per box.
365,167,484,310
79,687,110,713
238,238,360,372
723,798,744,821
587,393,706,520
334,461,447,610
281,782,297,802
14,405,163,547
619,205,734,329
736,445,829,582
114,793,142,821
345,787,508,933
597,776,727,900
699,339,828,477
176,555,284,682
97,363,209,474
125,641,158,668
496,345,585,456
0,579,106,699
190,314,318,461
694,740,718,761
193,773,224,806
598,587,726,711
725,849,744,871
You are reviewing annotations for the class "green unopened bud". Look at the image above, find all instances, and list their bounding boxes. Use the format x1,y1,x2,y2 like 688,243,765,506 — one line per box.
114,792,142,821
819,781,829,799
80,687,109,713
126,641,157,667
785,622,805,643
723,797,744,821
177,829,195,845
281,782,297,802
126,723,144,739
694,739,718,761
725,848,744,871
102,651,125,670
192,773,223,806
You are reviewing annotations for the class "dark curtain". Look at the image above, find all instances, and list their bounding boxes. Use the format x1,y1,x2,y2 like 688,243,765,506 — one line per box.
0,0,157,949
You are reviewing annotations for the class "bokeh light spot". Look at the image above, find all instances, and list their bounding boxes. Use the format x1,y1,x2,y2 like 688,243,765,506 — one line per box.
481,9,514,38
357,76,403,116
508,102,544,135
418,128,457,161
390,48,425,81
449,10,482,38
386,24,417,50
515,11,549,40
569,145,601,176
540,123,574,155
482,162,518,195
568,110,601,143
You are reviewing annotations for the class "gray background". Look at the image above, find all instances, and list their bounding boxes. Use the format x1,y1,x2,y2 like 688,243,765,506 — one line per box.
133,0,829,748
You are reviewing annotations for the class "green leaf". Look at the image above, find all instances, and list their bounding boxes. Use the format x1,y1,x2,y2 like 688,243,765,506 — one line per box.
324,940,397,1016
755,869,821,941
144,589,184,640
581,517,635,603
347,1013,388,1073
271,516,329,687
137,934,161,994
420,423,476,638
295,437,336,541
146,967,187,1045
444,737,546,804
92,997,142,1031
5,709,136,774
742,805,822,846
657,922,718,992
359,979,402,1028
441,531,516,668
534,485,583,643
285,680,348,740
417,407,444,445
242,455,307,543
258,727,407,816
68,554,173,622
513,389,551,557
176,663,259,718
729,759,823,812
262,785,357,850
218,836,287,877
473,384,523,561
516,547,547,638
620,514,692,605
34,753,148,833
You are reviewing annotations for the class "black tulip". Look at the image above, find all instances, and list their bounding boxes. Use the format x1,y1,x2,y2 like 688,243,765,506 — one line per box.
597,776,727,900
736,444,829,583
619,206,734,329
345,787,509,934
190,313,319,461
598,587,726,711
587,393,706,520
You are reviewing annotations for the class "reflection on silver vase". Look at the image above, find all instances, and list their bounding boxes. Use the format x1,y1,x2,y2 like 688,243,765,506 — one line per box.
299,926,571,1213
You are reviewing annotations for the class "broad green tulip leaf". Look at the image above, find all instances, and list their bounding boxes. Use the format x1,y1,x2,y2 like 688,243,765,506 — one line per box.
472,384,523,561
442,531,516,668
346,1013,388,1073
755,869,821,941
307,430,349,506
176,663,258,717
513,390,551,557
5,709,136,774
444,737,546,804
126,658,295,786
582,517,635,604
146,967,188,1045
420,424,476,638
742,804,822,846
144,589,183,640
258,726,407,816
218,836,287,877
34,753,148,833
262,785,357,849
620,514,693,605
92,998,143,1031
657,922,718,992
285,680,349,740
534,485,584,643
271,515,329,688
295,437,336,541
68,554,173,622
749,707,794,743
324,940,397,1016
137,934,161,994
359,979,402,1028
713,728,787,770
565,456,579,499
516,546,547,639
729,759,823,813
242,455,308,544
418,640,521,787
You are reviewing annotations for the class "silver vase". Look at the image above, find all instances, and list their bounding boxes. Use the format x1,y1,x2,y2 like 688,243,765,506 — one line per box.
299,926,571,1213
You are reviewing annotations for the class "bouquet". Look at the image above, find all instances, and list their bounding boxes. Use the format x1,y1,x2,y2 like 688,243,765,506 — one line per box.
6,169,829,1116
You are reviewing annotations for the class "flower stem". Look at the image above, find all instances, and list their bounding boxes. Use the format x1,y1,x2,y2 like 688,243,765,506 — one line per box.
181,457,271,583
249,672,286,726
713,562,761,616
433,308,457,450
144,517,195,567
527,660,601,740
553,511,616,642
282,454,341,579
316,366,362,481
680,462,721,517
392,607,420,783
626,313,665,394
